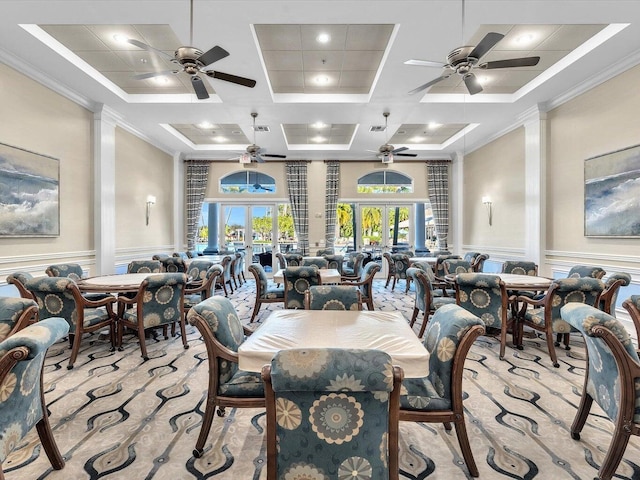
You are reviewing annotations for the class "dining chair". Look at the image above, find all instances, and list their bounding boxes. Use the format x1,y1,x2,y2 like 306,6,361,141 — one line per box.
152,254,171,261
517,277,605,367
561,303,640,480
45,263,84,280
433,255,461,297
323,254,344,275
0,317,70,478
501,261,538,276
186,296,264,458
26,276,117,369
6,271,35,300
185,259,215,286
127,260,162,274
117,273,188,361
300,256,329,269
315,248,334,256
160,256,187,273
383,252,396,288
412,261,452,298
0,296,39,341
275,252,287,270
472,253,489,272
598,272,631,316
214,255,234,296
232,251,246,287
282,253,303,266
283,266,321,309
454,272,513,359
304,285,362,310
443,258,473,276
406,267,455,337
622,295,640,353
399,303,485,478
342,252,365,279
567,265,606,279
341,261,380,311
262,348,403,480
184,265,223,319
173,252,189,259
247,263,285,322
389,253,412,292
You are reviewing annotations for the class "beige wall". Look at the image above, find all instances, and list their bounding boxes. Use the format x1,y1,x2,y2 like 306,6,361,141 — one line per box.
464,127,526,250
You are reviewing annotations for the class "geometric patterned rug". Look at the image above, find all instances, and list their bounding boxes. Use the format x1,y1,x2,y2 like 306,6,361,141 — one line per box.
5,279,640,479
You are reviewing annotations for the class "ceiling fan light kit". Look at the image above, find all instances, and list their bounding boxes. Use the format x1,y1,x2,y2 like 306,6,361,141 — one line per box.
367,112,417,162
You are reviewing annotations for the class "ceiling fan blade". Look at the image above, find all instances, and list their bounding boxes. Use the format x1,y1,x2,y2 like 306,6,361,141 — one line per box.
204,70,256,88
404,59,447,68
464,73,483,95
468,32,504,60
197,45,230,67
132,70,179,80
396,153,418,157
255,155,266,163
263,154,287,159
408,75,451,95
127,39,175,62
191,75,210,99
479,56,541,69
392,146,409,154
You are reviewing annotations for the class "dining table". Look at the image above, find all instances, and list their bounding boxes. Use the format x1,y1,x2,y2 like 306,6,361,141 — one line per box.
238,309,429,378
409,256,437,265
444,272,552,290
272,268,341,284
77,273,153,293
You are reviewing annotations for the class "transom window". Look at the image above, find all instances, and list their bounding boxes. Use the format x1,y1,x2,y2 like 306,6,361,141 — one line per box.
357,171,413,193
220,171,276,194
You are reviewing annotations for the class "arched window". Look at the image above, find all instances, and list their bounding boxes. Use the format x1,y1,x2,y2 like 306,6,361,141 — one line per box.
220,171,276,193
357,171,413,193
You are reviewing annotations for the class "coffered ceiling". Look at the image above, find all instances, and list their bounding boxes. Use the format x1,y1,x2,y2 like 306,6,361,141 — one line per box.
1,1,640,161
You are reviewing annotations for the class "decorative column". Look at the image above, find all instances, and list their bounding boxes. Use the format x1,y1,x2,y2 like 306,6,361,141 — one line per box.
414,203,426,251
203,203,219,254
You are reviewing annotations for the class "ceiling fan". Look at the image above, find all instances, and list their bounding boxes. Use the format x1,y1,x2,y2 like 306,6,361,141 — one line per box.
127,0,256,99
236,113,287,163
405,31,540,95
367,112,417,163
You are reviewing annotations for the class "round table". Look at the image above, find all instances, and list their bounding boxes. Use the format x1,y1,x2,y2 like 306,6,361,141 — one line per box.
77,273,151,293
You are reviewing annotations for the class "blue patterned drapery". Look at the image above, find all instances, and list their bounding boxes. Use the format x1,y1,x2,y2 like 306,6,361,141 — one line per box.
185,162,209,251
427,162,449,251
286,161,309,255
324,161,340,249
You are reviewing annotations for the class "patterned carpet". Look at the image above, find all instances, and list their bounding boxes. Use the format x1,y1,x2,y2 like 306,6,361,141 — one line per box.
5,278,640,479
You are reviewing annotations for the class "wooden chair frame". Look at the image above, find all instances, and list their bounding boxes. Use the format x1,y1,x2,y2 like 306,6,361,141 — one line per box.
341,262,380,310
248,264,285,322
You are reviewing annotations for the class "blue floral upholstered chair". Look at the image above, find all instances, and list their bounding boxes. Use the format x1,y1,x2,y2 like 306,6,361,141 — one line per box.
214,255,234,296
282,253,303,267
248,263,285,322
323,254,344,275
454,273,512,360
26,277,117,369
443,258,473,276
399,303,485,477
283,266,321,309
561,303,640,480
341,261,381,311
116,273,188,360
406,267,456,338
342,252,365,279
45,263,84,280
183,264,222,318
6,271,35,300
315,248,334,256
152,253,171,262
301,256,329,269
0,317,69,478
517,277,604,367
389,253,412,293
567,264,606,279
622,295,640,354
185,259,215,286
187,296,264,458
262,348,403,480
304,285,362,310
599,272,631,316
383,252,397,288
501,260,538,276
0,297,39,342
127,260,162,274
232,251,246,287
160,256,187,273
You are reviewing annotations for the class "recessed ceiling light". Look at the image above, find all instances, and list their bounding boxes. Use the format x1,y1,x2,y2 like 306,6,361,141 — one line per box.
515,33,535,45
152,76,169,85
315,75,330,85
316,33,331,44
428,122,441,130
478,75,491,84
197,121,213,129
410,136,425,142
311,122,327,129
139,58,148,64
213,136,228,142
112,34,129,44
312,136,326,142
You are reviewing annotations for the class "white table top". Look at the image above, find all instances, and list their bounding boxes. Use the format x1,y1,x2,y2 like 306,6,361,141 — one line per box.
409,256,437,264
239,310,429,378
78,273,152,292
445,272,552,290
273,268,341,284
185,255,228,264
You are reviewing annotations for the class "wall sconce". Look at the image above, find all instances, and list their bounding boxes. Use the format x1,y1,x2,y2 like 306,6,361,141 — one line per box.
146,195,156,225
482,196,492,226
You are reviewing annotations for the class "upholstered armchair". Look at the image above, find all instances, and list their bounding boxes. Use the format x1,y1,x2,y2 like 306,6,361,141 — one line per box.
26,276,116,369
248,263,285,322
185,260,215,286
517,277,605,367
406,267,455,337
184,264,223,314
561,303,640,480
434,254,461,281
399,304,485,477
599,272,631,316
127,260,161,273
262,348,403,480
567,265,606,279
342,252,365,279
282,253,303,267
412,260,451,297
214,255,234,296
0,317,70,478
622,295,640,353
45,263,84,280
283,266,321,309
173,252,189,259
275,252,287,270
315,248,334,256
443,259,473,276
232,252,246,287
160,256,187,273
152,254,171,261
117,273,188,360
6,271,35,300
341,261,380,311
301,257,329,269
0,297,39,341
501,261,538,276
304,285,362,310
383,252,397,288
323,254,344,275
389,253,412,292
454,273,512,360
187,296,264,458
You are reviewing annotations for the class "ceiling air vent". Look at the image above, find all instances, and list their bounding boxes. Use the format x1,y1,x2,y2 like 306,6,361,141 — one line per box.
253,125,270,132
369,125,386,132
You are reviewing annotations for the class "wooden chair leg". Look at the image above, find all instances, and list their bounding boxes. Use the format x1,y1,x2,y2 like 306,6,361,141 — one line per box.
250,301,262,323
418,312,430,338
570,392,594,440
179,319,189,350
193,397,217,458
67,328,82,370
138,325,149,361
35,416,65,470
409,308,419,327
499,322,507,360
454,418,479,477
598,428,632,480
545,331,560,368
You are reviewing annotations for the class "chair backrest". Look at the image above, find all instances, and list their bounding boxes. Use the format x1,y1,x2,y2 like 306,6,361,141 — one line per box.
186,250,197,258
283,266,321,309
134,273,186,325
406,267,433,314
263,348,402,480
301,257,329,269
0,297,39,341
501,261,538,276
186,295,246,388
412,260,437,281
383,252,396,274
454,273,507,329
315,248,333,256
25,277,83,326
248,263,270,298
599,272,632,316
6,271,35,299
463,251,480,263
434,254,461,278
443,259,473,276
471,253,489,272
542,277,605,332
46,263,84,280
186,260,215,283
344,252,365,276
187,264,223,301
275,252,287,269
623,295,640,346
217,255,233,282
173,252,189,259
127,260,161,274
0,317,70,464
358,261,381,299
233,252,245,277
304,285,362,310
152,254,171,261
390,253,411,279
561,303,640,424
323,254,344,274
161,256,187,273
283,253,303,266
567,265,606,279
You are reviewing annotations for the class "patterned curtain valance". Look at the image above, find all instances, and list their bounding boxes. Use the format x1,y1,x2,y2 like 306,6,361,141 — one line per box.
426,162,449,251
324,161,340,249
286,161,309,255
186,162,210,251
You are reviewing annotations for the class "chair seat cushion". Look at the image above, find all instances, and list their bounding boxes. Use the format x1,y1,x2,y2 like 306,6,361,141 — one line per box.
219,369,265,397
432,297,456,310
400,377,451,411
184,293,204,308
82,307,112,327
264,287,284,299
524,308,574,333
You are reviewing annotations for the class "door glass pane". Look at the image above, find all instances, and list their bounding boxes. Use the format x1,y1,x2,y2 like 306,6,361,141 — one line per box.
276,203,298,253
252,205,274,272
336,203,355,254
389,206,410,250
222,205,246,252
360,205,383,273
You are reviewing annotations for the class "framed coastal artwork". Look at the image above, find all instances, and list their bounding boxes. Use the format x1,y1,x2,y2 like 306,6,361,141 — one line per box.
0,142,60,236
584,144,640,237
